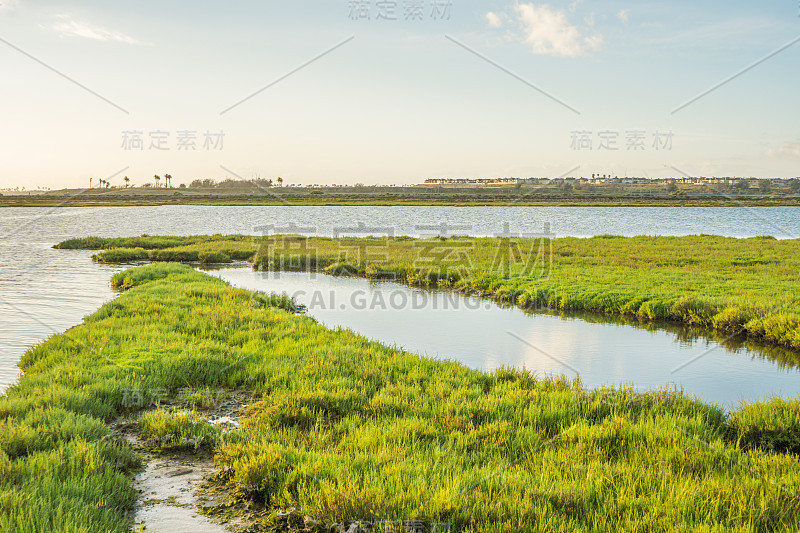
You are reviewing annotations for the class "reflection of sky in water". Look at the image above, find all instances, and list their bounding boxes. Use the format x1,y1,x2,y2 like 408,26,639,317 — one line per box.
0,242,122,393
3,205,799,401
216,269,800,409
2,205,799,240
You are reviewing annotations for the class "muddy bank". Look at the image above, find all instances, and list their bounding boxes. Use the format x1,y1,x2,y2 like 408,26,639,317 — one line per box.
112,391,253,532
133,449,231,533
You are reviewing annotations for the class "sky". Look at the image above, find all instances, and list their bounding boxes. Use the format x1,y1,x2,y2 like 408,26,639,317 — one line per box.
0,0,798,189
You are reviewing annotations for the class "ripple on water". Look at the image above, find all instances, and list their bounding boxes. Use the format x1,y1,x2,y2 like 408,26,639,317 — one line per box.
0,241,122,393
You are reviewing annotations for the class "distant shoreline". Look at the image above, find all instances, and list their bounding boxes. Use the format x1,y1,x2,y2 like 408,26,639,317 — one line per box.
1,187,798,208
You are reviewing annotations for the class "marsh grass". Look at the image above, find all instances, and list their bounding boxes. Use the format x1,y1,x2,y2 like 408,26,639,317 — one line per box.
92,247,149,263
255,235,800,350
61,234,800,349
727,397,800,454
138,410,229,450
60,234,256,264
4,263,800,531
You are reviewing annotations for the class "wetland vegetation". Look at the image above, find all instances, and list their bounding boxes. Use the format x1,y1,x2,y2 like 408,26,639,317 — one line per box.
3,181,800,208
59,233,800,350
2,262,800,531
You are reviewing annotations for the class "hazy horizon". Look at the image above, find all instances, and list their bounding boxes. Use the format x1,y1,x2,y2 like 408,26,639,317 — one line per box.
1,0,798,189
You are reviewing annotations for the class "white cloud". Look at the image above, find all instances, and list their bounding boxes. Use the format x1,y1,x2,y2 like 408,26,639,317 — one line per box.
0,0,20,14
513,3,601,57
766,142,800,160
583,34,603,50
617,9,630,24
485,11,503,29
50,16,138,45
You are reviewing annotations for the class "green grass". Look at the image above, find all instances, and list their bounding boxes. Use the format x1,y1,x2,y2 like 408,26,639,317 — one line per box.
5,183,800,207
138,409,227,450
56,234,257,264
59,234,800,350
727,397,800,455
61,233,800,350
4,263,800,531
55,236,198,250
253,234,800,350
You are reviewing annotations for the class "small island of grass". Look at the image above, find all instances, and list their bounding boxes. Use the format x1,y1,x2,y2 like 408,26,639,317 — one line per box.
58,233,800,350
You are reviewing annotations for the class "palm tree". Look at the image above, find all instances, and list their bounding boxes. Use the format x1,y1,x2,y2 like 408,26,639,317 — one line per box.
124,176,130,188
98,179,105,188
89,177,93,189
277,177,283,186
154,175,161,188
164,173,172,188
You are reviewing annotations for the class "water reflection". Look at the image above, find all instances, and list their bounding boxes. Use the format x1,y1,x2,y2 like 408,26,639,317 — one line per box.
209,268,800,408
0,243,122,393
2,204,798,398
519,308,800,372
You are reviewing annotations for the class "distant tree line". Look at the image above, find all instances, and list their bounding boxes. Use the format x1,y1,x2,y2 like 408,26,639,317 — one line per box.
189,177,282,189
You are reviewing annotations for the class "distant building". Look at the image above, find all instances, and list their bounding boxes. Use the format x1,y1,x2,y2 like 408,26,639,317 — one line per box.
424,178,523,185
423,176,786,187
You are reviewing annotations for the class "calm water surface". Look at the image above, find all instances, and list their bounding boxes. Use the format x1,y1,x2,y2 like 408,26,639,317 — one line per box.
1,205,798,400
0,239,121,391
0,205,797,239
213,269,800,408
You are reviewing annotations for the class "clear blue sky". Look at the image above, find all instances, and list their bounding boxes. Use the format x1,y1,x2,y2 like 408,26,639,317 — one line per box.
0,0,798,188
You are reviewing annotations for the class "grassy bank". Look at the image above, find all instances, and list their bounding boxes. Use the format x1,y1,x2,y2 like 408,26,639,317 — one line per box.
56,235,256,264
258,234,800,349
3,263,800,531
4,184,800,207
6,198,800,207
60,234,800,351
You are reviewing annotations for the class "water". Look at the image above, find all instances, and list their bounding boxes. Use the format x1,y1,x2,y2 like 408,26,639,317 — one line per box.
0,240,121,393
132,452,230,533
1,205,798,400
0,205,798,240
212,269,800,408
